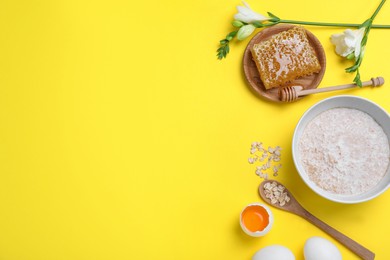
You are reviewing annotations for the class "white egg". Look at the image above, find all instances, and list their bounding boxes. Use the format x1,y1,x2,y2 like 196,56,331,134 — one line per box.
252,245,295,260
304,237,342,260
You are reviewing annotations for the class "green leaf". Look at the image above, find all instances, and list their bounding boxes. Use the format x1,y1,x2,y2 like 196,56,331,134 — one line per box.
227,31,238,38
346,64,358,73
217,31,236,60
220,39,228,45
217,50,224,59
354,70,362,87
216,44,230,59
267,12,279,19
361,18,372,28
346,54,363,73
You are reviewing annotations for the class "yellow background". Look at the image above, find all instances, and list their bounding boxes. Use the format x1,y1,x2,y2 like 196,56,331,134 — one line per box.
0,0,389,259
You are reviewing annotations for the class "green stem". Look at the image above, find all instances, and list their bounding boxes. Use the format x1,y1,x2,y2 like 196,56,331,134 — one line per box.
278,19,390,28
371,0,386,20
350,0,386,86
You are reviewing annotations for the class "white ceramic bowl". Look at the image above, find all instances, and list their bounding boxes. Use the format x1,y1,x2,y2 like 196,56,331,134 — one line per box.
292,95,390,203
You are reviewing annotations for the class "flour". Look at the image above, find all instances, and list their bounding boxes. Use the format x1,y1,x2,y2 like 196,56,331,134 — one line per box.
299,108,390,195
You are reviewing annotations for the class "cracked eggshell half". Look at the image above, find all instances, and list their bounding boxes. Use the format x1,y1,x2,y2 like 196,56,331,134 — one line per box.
239,203,273,237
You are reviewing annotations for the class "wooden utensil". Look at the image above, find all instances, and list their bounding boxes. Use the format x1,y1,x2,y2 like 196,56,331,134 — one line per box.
279,77,384,102
259,180,375,260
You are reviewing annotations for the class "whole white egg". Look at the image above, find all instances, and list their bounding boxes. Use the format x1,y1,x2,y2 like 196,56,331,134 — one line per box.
304,236,342,260
252,245,295,260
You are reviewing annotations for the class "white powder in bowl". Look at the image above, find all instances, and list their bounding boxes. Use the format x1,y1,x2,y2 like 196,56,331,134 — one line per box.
299,108,390,195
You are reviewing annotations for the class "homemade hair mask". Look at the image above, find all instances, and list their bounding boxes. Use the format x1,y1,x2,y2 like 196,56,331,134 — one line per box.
299,107,390,195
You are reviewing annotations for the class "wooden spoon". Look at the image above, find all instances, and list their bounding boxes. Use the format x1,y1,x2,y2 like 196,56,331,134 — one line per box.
259,180,375,260
279,77,384,102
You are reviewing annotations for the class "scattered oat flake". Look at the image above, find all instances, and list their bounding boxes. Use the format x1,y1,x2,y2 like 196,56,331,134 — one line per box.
248,141,283,180
248,157,256,164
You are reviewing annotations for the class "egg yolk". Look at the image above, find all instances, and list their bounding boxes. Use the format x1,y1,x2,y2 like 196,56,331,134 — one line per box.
241,205,269,232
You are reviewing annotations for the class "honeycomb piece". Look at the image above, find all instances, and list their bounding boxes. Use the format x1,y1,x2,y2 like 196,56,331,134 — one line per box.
251,26,321,90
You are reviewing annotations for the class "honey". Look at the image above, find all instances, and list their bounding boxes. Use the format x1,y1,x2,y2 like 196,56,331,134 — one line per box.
251,26,321,89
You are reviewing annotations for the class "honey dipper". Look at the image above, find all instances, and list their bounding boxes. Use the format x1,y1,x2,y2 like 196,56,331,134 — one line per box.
279,77,384,102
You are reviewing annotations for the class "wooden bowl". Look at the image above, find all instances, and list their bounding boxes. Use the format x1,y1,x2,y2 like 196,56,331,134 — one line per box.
243,24,326,103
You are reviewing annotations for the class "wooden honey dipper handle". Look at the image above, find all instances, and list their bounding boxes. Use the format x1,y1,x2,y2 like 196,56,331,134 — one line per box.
301,77,384,95
279,77,384,102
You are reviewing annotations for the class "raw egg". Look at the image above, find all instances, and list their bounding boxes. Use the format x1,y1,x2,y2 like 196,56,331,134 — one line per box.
252,245,295,260
304,236,342,260
240,203,273,237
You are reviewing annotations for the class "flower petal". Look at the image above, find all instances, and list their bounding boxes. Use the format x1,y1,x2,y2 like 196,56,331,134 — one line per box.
234,2,268,23
330,33,343,45
243,1,251,9
354,28,366,58
330,28,366,58
237,5,251,16
234,13,250,23
331,33,352,57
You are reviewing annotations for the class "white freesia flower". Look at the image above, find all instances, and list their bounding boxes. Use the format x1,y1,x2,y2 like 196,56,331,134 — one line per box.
234,1,268,23
330,28,365,58
237,24,256,40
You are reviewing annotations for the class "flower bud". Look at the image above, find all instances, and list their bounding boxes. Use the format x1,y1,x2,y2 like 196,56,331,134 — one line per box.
346,53,355,60
232,20,244,28
237,24,256,40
